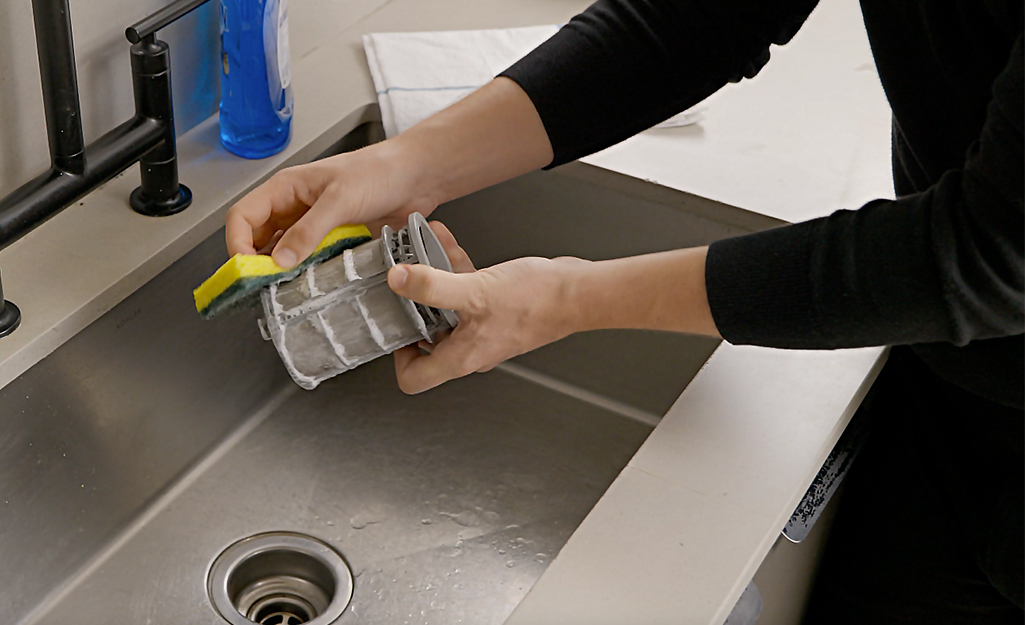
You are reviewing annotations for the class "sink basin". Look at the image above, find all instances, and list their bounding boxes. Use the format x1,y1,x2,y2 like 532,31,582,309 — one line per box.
0,122,775,625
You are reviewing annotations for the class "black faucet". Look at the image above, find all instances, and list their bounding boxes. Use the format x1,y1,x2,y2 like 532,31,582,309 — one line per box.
0,0,211,338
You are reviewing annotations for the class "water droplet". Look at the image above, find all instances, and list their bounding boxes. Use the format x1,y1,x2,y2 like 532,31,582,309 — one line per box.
421,518,432,525
506,561,515,568
446,510,480,527
350,512,382,530
498,548,507,554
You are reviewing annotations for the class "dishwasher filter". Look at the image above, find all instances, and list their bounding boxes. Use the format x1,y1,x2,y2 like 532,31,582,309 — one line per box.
259,213,458,389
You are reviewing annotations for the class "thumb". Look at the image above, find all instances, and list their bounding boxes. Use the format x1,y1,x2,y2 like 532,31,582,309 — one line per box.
388,264,479,312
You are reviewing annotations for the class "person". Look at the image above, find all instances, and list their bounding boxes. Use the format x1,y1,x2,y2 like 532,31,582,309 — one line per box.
224,0,1023,621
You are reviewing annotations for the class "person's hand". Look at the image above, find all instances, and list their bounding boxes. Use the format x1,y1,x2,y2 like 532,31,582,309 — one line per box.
388,221,586,394
225,142,438,267
223,78,553,268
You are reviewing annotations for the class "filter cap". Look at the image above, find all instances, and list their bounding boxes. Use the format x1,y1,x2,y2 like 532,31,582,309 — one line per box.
407,213,460,328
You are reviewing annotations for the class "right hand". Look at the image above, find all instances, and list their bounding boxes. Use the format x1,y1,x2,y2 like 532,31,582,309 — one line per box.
389,222,585,394
225,141,437,267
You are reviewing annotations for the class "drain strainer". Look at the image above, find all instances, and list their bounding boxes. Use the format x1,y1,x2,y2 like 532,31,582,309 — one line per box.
208,532,353,625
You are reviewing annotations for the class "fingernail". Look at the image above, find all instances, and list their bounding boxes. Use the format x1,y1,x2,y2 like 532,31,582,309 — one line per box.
389,265,408,289
273,248,297,268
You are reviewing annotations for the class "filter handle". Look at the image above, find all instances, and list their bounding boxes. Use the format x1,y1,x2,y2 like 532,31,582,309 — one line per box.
407,213,460,327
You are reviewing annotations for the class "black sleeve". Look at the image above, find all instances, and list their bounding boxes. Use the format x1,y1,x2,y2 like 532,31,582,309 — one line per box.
500,0,819,166
706,35,1025,349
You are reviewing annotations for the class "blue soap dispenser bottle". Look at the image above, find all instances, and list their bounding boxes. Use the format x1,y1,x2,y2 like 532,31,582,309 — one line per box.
219,0,293,158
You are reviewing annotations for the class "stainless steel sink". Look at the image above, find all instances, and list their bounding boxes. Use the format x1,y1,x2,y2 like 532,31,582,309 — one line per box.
0,123,775,625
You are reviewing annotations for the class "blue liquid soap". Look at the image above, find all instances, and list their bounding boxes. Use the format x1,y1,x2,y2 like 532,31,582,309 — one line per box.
219,0,293,159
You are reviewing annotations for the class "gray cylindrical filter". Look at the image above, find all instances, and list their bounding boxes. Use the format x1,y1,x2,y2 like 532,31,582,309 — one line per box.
259,213,458,389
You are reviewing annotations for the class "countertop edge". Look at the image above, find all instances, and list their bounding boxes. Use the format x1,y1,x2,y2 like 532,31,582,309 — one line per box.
504,343,888,625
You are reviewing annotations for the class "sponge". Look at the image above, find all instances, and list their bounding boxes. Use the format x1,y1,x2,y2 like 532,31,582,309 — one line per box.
193,224,372,318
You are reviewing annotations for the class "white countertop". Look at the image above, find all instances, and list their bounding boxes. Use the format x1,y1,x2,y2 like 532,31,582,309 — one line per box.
0,0,892,623
583,0,893,223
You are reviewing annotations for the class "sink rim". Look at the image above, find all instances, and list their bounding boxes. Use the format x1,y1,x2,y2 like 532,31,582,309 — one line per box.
207,531,354,625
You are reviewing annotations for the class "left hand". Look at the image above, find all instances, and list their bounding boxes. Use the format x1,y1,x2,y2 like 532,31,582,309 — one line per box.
389,221,584,394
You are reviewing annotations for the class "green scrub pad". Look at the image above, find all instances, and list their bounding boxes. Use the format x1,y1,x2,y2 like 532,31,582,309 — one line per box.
193,224,372,318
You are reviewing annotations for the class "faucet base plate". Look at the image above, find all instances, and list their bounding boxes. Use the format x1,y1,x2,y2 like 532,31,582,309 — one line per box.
130,184,192,217
0,300,21,338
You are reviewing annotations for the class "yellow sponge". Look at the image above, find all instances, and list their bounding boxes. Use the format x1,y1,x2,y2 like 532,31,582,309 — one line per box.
193,224,372,318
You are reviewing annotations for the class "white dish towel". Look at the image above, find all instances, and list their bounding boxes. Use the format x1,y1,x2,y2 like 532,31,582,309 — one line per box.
363,25,702,139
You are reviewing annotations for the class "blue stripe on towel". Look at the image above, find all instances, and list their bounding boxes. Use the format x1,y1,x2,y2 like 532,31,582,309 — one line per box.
376,84,482,96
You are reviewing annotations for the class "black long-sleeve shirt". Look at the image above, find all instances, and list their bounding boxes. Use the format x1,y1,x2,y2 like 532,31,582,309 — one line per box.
501,0,1024,408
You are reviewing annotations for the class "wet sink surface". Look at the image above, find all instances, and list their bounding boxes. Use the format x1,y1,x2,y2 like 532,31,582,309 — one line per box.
0,123,765,625
34,361,650,624
2,229,651,625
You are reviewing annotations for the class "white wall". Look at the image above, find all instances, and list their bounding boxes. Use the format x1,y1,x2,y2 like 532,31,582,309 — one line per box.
0,0,220,199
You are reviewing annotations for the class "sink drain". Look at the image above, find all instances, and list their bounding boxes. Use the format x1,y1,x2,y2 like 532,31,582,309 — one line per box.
208,532,353,625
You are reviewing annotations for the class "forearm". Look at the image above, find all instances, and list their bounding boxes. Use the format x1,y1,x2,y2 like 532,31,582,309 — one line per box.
563,247,720,338
502,0,819,166
226,77,551,263
386,241,719,393
390,77,554,206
